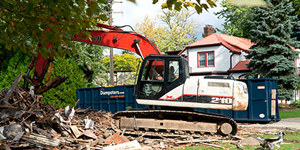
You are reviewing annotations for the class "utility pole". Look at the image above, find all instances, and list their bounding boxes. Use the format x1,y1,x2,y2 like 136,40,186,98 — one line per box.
109,0,114,86
108,0,122,86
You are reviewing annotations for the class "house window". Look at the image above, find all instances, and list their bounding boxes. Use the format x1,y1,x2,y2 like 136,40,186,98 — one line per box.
198,51,214,67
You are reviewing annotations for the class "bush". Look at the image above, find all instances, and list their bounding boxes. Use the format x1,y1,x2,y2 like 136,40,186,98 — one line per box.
0,50,31,89
290,100,300,108
41,56,88,108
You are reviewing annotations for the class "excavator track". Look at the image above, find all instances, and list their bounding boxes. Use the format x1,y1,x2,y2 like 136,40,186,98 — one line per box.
112,109,237,137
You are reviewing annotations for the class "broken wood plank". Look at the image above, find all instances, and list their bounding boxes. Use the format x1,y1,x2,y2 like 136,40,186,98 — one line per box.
0,106,18,110
12,132,24,141
70,126,82,138
3,73,23,104
22,133,61,147
91,139,104,147
67,138,93,144
4,143,11,150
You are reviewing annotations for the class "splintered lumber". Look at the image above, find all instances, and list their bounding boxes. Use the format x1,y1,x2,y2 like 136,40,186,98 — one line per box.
70,126,82,138
3,73,23,104
22,133,61,147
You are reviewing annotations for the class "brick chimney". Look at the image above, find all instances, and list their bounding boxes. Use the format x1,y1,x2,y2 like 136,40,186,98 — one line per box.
203,25,215,38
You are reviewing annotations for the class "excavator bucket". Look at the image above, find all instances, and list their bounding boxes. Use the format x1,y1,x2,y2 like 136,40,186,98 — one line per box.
35,76,69,94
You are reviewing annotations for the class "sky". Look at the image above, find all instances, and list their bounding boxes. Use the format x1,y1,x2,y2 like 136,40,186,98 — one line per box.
112,0,225,37
105,0,225,55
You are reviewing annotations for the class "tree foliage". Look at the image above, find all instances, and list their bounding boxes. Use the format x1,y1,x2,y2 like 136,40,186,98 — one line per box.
102,54,142,72
41,56,88,108
153,0,216,14
0,0,109,58
0,46,88,107
215,0,254,39
101,53,141,85
294,0,300,15
217,0,300,39
73,42,107,86
246,0,300,100
135,9,197,52
0,45,31,89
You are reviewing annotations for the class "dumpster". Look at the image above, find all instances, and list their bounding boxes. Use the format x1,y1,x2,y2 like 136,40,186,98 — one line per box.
76,85,149,113
195,78,281,123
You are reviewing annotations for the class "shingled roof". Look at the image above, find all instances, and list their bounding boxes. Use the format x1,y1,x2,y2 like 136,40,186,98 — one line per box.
180,33,254,54
228,60,252,72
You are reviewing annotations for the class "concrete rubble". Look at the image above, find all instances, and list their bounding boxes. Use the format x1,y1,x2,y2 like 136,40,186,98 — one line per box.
0,76,287,149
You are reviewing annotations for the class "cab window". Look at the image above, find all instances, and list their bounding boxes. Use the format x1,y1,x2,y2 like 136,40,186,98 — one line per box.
168,60,179,82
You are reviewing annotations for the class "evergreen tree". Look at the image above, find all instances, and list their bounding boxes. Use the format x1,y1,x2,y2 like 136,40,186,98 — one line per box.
74,42,107,86
292,0,300,41
0,46,31,89
246,0,300,100
42,56,88,108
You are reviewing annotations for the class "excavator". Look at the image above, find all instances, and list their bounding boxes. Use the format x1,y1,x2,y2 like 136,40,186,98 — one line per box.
25,23,249,136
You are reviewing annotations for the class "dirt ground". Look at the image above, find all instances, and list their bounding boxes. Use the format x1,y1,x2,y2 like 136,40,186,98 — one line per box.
279,106,299,111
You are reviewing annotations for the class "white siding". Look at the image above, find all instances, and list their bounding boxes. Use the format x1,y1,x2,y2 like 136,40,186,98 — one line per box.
231,51,247,68
187,45,231,73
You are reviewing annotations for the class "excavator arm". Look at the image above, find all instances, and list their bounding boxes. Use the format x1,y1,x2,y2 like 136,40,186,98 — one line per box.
71,23,162,58
24,23,162,94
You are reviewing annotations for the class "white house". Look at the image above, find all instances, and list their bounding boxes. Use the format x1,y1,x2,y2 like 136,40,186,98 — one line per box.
179,33,254,79
178,31,300,102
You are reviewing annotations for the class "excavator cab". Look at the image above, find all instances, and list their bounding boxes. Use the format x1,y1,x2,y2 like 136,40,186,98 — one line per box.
136,55,189,100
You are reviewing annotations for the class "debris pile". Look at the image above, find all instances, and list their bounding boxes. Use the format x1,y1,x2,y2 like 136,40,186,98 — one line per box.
0,84,226,150
0,74,285,149
0,79,223,149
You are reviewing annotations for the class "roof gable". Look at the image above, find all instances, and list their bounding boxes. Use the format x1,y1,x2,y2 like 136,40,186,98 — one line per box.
181,33,254,54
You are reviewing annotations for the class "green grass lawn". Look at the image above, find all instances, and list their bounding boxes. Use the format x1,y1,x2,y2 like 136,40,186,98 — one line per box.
279,108,300,119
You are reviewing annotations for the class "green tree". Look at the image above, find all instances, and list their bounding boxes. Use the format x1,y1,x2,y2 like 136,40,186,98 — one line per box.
215,0,254,39
246,0,300,100
102,53,141,85
135,9,197,52
102,54,142,72
0,46,31,89
216,0,300,39
292,0,300,41
0,46,87,107
42,56,88,108
74,42,107,86
0,0,109,58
